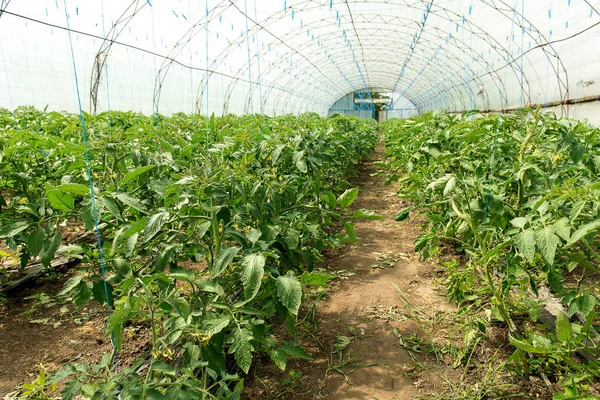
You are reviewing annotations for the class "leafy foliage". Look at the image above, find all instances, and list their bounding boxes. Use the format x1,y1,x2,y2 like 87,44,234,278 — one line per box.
382,110,600,396
0,107,379,398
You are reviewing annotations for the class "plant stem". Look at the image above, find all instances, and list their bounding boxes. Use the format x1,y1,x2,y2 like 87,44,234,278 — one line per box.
210,197,221,263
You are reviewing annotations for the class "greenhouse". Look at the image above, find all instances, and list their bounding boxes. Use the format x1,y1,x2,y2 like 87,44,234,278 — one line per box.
0,0,599,399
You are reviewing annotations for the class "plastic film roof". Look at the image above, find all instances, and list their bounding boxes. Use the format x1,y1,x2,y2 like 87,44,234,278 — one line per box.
0,0,599,116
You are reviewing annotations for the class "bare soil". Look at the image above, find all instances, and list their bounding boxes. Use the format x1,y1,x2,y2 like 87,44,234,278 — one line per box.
0,269,151,397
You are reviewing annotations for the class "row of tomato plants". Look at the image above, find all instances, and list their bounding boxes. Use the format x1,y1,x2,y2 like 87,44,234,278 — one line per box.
0,107,379,399
381,110,600,398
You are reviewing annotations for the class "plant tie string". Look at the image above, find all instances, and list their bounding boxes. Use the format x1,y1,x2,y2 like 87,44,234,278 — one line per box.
62,0,118,372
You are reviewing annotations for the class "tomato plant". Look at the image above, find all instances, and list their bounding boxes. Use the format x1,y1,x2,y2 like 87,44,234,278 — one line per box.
382,110,600,396
0,107,379,398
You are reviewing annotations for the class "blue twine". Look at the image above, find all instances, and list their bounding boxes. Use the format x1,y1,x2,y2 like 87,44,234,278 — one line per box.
62,0,117,367
484,0,519,223
205,0,210,145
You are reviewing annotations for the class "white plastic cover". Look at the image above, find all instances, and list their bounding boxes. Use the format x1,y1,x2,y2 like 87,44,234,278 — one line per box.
0,0,599,117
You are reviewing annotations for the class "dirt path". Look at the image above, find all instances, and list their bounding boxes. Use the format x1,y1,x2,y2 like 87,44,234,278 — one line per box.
247,143,455,399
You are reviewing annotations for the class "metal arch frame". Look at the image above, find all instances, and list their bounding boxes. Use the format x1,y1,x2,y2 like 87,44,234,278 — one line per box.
197,17,343,114
163,2,544,115
88,0,581,117
341,0,374,106
261,0,528,104
206,5,349,114
219,18,510,114
296,0,567,111
151,0,232,114
349,0,551,109
140,1,332,114
309,33,504,108
89,0,150,115
217,60,334,115
206,1,544,114
212,0,576,114
239,70,332,115
417,0,570,113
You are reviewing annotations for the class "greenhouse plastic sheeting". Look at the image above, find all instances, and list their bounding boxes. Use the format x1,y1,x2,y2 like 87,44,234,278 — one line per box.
0,0,599,117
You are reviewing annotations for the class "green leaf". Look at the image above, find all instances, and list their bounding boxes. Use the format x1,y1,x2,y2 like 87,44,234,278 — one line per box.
196,220,212,239
427,174,452,190
566,219,600,247
271,144,285,163
81,206,95,230
39,232,61,267
123,165,156,185
122,217,147,240
27,230,45,257
301,271,336,287
443,176,456,196
73,281,92,308
578,293,596,318
394,207,411,221
278,342,311,360
61,379,81,400
583,311,596,335
556,312,571,342
113,257,131,276
245,228,262,245
168,268,194,282
569,200,586,221
260,223,280,244
548,267,563,294
296,159,307,173
212,246,239,278
284,229,300,250
268,349,287,371
124,233,138,257
508,334,552,354
152,360,176,376
531,333,554,352
515,229,536,263
154,245,177,272
197,281,225,297
92,280,113,306
534,226,559,265
106,306,131,349
343,222,357,242
553,218,571,241
229,327,254,374
240,253,265,301
0,220,30,239
321,191,337,208
144,211,168,243
102,196,122,221
58,275,83,297
276,272,302,316
293,150,307,173
57,183,90,196
146,389,166,400
203,316,231,336
510,217,528,229
352,209,385,220
337,188,359,210
115,192,148,213
47,189,74,210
